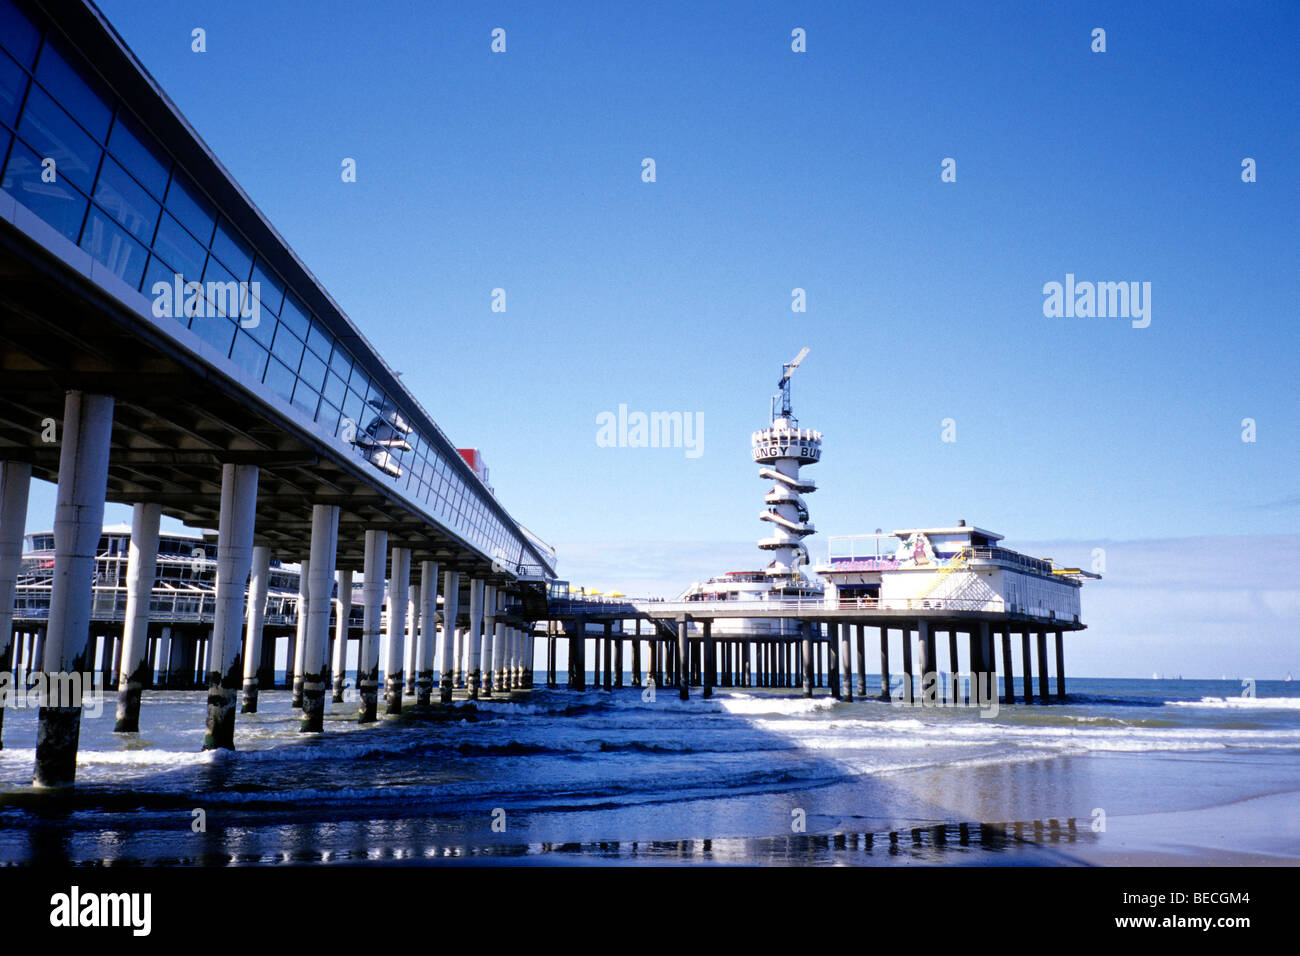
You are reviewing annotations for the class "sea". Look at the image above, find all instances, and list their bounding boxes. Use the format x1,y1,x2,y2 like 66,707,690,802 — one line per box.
1,675,1298,866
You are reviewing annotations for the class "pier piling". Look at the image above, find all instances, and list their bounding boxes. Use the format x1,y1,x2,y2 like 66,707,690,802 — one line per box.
300,504,340,733
203,463,259,750
114,502,160,733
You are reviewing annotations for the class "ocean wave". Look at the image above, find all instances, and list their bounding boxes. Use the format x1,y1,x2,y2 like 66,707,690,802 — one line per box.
1166,696,1300,711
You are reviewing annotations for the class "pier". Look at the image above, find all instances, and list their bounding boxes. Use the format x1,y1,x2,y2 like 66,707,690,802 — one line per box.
0,0,1094,793
0,0,553,786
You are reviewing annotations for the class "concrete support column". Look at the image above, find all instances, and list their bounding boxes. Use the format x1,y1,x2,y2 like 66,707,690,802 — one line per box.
0,461,31,750
114,502,161,733
239,546,272,713
462,577,482,699
1054,631,1065,701
456,624,467,688
154,626,172,688
491,611,506,694
702,620,714,699
1001,629,1015,704
878,627,890,698
839,622,854,702
947,629,960,704
514,626,525,687
1036,630,1049,703
34,392,114,787
358,530,387,722
383,547,411,713
854,623,866,697
801,623,814,697
438,570,460,702
480,586,496,696
568,617,585,690
980,620,994,706
916,621,934,703
300,504,339,732
614,632,624,688
1020,630,1033,705
331,568,354,703
404,589,419,696
413,562,438,705
602,622,613,691
828,625,841,700
677,616,689,700
630,619,642,687
291,558,309,708
203,463,259,751
900,626,914,704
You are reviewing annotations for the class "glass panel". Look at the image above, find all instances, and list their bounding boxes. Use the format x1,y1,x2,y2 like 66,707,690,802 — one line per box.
0,0,41,68
189,312,236,357
0,50,28,127
92,156,158,242
316,400,340,431
322,370,346,406
211,218,253,282
278,291,309,338
290,379,318,417
107,112,169,198
143,254,186,324
264,358,295,402
1,138,87,240
17,86,101,192
79,206,147,288
151,211,206,281
201,255,244,319
270,321,303,371
244,298,274,346
341,388,363,430
348,365,368,396
298,349,326,391
229,329,268,381
250,257,283,315
164,169,214,244
327,343,350,377
34,42,112,140
306,317,331,358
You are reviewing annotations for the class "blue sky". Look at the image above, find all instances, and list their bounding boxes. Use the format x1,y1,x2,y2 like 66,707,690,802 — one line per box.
23,0,1300,676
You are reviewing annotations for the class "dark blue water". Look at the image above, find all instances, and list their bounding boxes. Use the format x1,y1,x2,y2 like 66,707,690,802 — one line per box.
1,676,1297,865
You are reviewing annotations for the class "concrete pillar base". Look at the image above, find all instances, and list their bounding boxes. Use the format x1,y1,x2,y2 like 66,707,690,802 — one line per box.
300,681,325,732
359,681,379,723
34,706,83,788
240,678,259,714
114,682,143,733
384,676,403,714
332,674,346,704
416,671,434,706
203,689,237,750
291,678,304,710
467,670,480,700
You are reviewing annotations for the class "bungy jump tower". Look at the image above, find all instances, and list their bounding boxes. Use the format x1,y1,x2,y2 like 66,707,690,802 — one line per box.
753,348,822,584
677,349,822,635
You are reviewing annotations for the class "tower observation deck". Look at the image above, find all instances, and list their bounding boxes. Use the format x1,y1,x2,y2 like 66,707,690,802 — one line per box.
751,348,822,581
